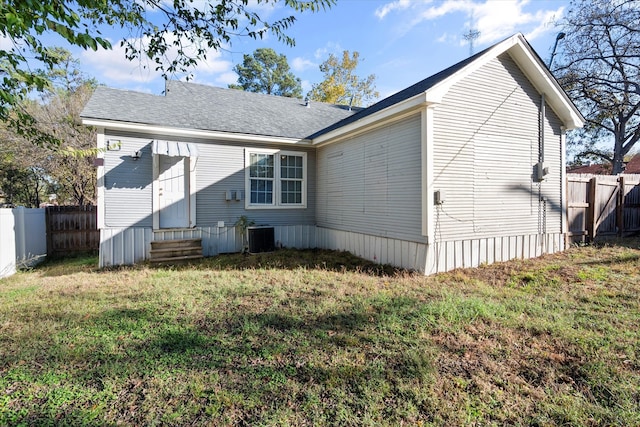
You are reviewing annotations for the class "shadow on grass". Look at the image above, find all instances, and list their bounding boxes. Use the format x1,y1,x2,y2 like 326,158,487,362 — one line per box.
2,295,433,425
199,248,407,277
34,248,407,278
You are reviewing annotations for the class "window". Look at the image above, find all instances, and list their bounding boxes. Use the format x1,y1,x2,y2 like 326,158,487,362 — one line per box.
249,153,274,204
246,149,306,208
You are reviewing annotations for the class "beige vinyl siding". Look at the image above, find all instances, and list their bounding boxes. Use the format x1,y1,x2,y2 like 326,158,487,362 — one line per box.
542,111,563,233
102,132,315,228
196,143,316,227
433,53,564,241
103,135,153,227
316,114,425,243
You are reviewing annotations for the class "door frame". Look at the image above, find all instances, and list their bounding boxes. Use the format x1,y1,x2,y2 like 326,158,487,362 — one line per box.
152,154,197,229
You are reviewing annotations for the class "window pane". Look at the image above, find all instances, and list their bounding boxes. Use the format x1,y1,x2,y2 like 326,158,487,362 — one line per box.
281,179,302,204
281,155,303,180
250,153,274,178
250,178,273,204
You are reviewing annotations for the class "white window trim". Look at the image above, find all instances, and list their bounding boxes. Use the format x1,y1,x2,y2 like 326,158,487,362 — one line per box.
244,148,307,209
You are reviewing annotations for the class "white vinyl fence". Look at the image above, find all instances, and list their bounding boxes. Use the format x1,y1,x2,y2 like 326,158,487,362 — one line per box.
0,208,47,279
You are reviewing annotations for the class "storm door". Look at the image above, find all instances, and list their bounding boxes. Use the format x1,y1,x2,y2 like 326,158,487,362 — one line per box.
158,155,189,228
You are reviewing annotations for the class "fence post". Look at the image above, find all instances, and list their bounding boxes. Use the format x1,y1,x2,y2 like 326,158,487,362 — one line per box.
617,176,625,237
45,207,52,255
587,177,597,241
15,206,26,260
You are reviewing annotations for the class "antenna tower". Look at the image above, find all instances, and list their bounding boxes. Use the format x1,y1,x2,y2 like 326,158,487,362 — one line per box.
463,13,480,56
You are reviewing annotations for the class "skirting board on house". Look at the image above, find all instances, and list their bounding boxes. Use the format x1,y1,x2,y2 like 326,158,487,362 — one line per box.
99,226,565,274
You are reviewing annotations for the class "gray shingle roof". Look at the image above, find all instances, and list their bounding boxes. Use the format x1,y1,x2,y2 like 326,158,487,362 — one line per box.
83,35,576,140
81,80,358,140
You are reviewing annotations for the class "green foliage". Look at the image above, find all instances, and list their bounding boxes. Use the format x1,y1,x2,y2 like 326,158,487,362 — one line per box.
0,49,98,205
307,50,379,107
230,48,302,98
556,0,640,174
0,159,52,207
0,0,334,145
234,215,255,253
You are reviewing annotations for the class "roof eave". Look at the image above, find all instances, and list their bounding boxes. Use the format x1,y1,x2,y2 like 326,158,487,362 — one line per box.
311,34,584,146
427,33,584,130
81,118,311,146
506,35,584,130
311,92,434,146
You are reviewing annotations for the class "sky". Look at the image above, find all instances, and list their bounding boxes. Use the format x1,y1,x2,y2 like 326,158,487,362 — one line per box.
51,0,571,103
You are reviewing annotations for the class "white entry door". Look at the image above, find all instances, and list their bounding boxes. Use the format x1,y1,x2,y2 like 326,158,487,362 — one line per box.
159,155,189,228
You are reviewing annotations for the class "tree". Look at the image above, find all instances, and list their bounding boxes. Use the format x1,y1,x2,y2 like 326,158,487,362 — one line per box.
307,51,379,107
554,0,640,174
0,49,98,206
229,48,302,98
0,0,333,145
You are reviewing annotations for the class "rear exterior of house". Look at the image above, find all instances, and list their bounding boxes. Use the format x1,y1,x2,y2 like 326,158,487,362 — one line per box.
98,132,319,264
86,83,353,267
83,34,583,273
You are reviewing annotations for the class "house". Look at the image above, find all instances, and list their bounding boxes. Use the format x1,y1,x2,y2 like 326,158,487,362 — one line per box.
567,154,640,175
81,33,583,273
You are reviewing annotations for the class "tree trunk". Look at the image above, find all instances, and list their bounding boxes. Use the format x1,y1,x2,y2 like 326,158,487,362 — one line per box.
612,154,625,175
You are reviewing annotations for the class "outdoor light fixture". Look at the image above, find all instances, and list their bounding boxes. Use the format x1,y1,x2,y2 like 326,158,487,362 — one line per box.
106,139,122,151
131,150,142,160
548,32,566,69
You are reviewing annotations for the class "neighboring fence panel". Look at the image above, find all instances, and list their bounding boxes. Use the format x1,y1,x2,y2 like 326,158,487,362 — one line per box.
620,175,640,235
0,209,17,278
567,174,640,242
0,208,46,279
567,175,591,242
46,206,99,257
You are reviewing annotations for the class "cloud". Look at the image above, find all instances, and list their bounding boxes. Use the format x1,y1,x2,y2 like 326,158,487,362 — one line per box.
377,0,564,45
291,57,316,72
469,1,564,45
81,32,233,87
301,79,312,95
81,43,156,84
314,42,343,60
375,0,414,19
215,71,239,86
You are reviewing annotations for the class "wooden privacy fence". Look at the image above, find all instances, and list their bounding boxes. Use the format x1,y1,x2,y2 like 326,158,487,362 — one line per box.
567,174,640,242
46,205,99,257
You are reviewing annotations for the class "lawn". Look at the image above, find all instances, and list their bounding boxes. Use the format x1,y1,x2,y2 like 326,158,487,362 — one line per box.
0,242,639,426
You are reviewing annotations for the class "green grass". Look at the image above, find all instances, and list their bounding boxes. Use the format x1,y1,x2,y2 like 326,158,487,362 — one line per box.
1,243,639,426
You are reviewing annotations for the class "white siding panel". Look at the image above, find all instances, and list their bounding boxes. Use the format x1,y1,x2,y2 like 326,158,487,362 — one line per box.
11,208,47,269
103,131,316,229
316,114,425,243
432,53,565,242
424,232,565,275
99,227,152,268
275,225,317,249
195,142,316,227
103,136,154,227
0,209,17,278
153,228,201,241
316,227,429,272
201,226,241,255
